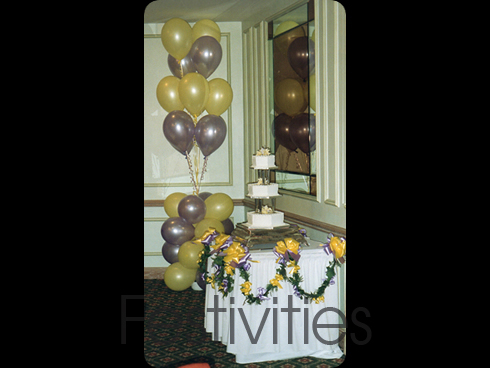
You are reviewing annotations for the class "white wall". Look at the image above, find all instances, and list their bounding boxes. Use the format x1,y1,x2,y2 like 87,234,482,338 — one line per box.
144,22,245,267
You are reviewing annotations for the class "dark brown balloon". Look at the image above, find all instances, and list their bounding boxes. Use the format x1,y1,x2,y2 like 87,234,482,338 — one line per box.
188,36,222,79
195,114,227,157
274,113,297,151
162,242,180,264
168,53,197,78
162,110,195,155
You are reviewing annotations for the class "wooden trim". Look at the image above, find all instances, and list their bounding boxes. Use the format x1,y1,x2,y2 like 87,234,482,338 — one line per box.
144,267,167,279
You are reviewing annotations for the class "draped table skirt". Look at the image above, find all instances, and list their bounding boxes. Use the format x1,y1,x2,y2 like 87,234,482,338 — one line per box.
204,241,344,364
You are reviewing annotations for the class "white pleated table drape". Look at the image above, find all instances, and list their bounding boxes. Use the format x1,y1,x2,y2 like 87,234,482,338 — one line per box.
204,241,344,364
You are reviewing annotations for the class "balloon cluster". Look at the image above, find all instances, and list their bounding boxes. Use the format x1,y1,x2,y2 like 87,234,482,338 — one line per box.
161,191,235,291
157,18,233,194
272,21,316,155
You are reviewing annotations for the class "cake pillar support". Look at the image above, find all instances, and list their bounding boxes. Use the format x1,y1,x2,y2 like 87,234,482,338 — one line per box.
255,199,263,213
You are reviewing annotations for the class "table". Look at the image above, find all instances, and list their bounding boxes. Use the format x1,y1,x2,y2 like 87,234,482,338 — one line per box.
204,240,344,364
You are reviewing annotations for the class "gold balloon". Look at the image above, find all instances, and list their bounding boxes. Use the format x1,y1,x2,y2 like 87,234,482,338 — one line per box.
163,262,196,291
194,218,225,238
309,74,316,112
156,76,184,112
192,19,221,43
205,78,233,116
161,18,193,61
204,193,234,222
178,72,210,118
164,192,186,218
274,78,305,116
274,21,299,37
274,23,305,55
178,241,204,269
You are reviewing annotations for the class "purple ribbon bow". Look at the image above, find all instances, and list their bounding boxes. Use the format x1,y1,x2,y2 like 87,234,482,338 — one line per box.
201,230,219,246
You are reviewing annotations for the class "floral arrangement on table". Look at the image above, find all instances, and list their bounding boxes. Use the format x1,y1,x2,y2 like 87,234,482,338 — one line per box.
197,228,346,305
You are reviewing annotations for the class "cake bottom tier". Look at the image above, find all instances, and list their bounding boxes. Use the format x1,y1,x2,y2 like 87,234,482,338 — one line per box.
245,211,286,229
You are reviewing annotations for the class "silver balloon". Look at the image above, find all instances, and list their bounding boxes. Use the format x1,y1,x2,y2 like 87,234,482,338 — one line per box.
168,53,197,78
188,36,222,79
162,242,180,264
163,110,195,155
177,195,206,224
195,114,227,157
160,217,195,245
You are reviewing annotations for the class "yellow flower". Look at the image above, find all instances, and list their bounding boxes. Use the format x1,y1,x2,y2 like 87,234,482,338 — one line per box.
270,273,284,289
240,281,252,295
224,264,235,275
215,233,231,246
206,276,215,289
312,295,325,304
330,237,346,259
287,261,300,274
275,238,300,256
275,240,287,255
284,238,300,254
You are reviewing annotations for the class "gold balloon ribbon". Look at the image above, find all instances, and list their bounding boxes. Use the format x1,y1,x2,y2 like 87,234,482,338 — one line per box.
330,237,346,259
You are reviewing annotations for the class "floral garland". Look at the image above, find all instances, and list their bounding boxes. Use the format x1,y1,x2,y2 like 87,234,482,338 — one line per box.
197,228,346,305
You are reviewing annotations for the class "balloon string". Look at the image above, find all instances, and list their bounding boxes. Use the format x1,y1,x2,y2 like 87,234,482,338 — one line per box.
195,150,201,195
178,59,183,78
185,152,198,195
199,156,209,192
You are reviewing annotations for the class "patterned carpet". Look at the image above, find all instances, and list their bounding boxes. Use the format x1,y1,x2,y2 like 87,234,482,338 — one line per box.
144,279,345,367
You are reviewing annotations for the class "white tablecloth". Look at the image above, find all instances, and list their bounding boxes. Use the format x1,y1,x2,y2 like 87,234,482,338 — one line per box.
204,240,343,363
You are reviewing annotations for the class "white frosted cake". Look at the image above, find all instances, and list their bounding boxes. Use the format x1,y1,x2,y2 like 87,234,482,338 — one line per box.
247,211,286,229
247,181,279,198
252,155,276,169
243,147,288,229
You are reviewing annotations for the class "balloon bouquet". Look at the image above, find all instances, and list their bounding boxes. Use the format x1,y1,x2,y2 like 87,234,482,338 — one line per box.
156,18,233,194
155,18,235,291
161,191,235,291
272,21,316,171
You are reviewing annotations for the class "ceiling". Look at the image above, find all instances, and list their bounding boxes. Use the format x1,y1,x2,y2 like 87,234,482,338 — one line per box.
144,0,306,26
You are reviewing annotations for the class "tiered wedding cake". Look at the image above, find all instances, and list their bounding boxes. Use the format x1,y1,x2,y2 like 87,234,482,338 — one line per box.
245,148,287,229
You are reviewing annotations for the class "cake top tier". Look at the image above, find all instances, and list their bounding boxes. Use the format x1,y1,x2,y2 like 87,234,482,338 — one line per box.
255,147,271,156
251,147,277,170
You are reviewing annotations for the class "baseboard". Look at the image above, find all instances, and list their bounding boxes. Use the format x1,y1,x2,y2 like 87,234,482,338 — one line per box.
144,267,167,279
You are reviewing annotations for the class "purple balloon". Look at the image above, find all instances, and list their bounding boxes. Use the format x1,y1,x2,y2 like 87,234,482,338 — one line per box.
221,218,234,234
198,191,213,201
177,195,206,224
162,242,180,264
195,114,227,157
168,53,197,78
188,36,222,79
290,113,315,154
287,36,315,80
160,217,195,245
273,113,297,151
163,110,195,156
196,271,207,290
